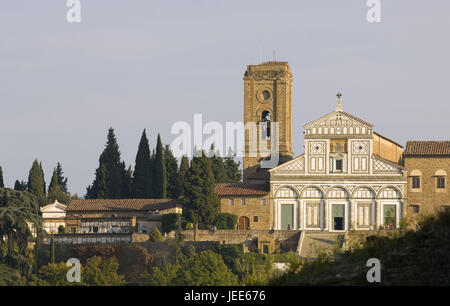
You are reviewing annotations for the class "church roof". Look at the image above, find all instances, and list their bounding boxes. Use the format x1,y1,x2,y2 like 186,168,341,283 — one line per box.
404,141,450,156
215,183,269,196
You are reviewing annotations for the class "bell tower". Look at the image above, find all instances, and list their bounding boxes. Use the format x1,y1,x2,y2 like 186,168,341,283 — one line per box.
243,61,293,183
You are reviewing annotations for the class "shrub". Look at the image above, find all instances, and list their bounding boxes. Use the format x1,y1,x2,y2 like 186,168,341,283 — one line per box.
161,213,182,234
149,227,164,242
215,213,238,230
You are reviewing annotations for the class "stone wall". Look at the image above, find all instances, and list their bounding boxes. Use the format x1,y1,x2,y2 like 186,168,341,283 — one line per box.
404,156,450,216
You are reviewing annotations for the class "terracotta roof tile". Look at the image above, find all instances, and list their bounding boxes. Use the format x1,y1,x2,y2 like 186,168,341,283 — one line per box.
215,183,269,196
404,141,450,156
66,198,181,212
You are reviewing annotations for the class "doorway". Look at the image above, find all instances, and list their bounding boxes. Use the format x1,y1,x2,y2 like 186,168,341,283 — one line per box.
281,204,294,230
238,216,250,230
332,204,345,231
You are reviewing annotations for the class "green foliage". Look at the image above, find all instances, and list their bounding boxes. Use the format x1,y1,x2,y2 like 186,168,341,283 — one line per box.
185,222,193,230
86,127,128,199
174,250,238,286
0,166,4,188
82,256,125,286
132,129,153,198
116,245,153,282
152,134,167,198
164,145,179,198
208,144,228,183
149,227,164,242
0,264,21,286
27,159,46,206
224,148,242,183
215,213,238,230
49,235,55,263
183,152,220,227
0,188,43,276
47,166,71,204
58,225,66,234
14,180,27,191
144,264,181,286
161,213,182,234
37,262,71,286
176,155,189,197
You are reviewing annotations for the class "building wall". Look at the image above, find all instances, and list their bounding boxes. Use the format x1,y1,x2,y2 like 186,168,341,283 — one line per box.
373,133,403,164
404,156,450,216
220,195,271,230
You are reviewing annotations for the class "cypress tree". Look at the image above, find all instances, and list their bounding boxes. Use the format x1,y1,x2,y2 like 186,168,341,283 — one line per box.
224,148,242,183
50,235,55,263
175,155,189,198
0,166,4,188
27,159,46,206
152,134,167,198
164,145,179,199
132,130,152,198
183,151,220,239
121,164,133,198
39,162,46,197
86,128,128,198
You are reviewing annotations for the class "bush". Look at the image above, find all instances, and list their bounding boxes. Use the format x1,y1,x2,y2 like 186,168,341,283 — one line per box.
161,213,182,234
149,227,164,242
215,213,238,230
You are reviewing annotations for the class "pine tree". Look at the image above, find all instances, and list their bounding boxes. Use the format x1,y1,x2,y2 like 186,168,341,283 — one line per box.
152,134,167,198
0,166,4,188
224,148,242,183
86,128,128,198
149,227,164,242
183,151,220,239
27,159,46,206
208,144,227,183
132,130,152,198
164,144,179,199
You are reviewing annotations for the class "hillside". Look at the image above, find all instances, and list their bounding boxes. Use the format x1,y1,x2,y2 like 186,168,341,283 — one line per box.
273,211,450,285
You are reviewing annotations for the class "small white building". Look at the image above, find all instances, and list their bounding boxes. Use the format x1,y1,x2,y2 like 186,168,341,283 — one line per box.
40,200,67,234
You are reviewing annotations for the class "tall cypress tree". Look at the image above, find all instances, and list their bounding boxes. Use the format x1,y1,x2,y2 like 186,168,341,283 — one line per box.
132,129,152,198
55,162,68,193
183,151,220,238
86,128,128,198
152,134,167,198
175,155,189,198
0,166,4,188
121,164,133,198
27,159,46,206
164,144,179,199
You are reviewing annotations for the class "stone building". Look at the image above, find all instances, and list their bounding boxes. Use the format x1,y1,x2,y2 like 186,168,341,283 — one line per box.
403,141,450,216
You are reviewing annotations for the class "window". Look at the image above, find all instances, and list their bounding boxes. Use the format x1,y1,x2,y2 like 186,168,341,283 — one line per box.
253,216,259,222
437,177,445,189
241,198,246,206
261,111,271,140
335,159,343,171
412,176,421,189
410,205,420,214
263,245,269,254
261,199,267,206
229,199,234,206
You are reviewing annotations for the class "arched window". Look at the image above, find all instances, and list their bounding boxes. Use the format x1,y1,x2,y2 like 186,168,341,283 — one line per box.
261,110,271,140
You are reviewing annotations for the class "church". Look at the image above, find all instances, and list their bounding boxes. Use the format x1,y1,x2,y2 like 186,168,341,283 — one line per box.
217,61,408,232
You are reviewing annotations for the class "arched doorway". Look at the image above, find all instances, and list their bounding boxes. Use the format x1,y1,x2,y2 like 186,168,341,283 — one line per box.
238,216,250,230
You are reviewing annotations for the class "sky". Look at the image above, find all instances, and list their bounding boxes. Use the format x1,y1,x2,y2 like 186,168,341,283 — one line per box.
0,0,449,196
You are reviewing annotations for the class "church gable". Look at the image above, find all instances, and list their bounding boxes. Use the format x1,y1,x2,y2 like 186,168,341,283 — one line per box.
270,154,305,174
304,111,374,137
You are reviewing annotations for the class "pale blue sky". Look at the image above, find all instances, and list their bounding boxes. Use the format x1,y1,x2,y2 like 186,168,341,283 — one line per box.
1,1,449,195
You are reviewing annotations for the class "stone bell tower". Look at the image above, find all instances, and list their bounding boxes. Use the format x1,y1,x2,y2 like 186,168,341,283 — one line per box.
243,61,293,184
